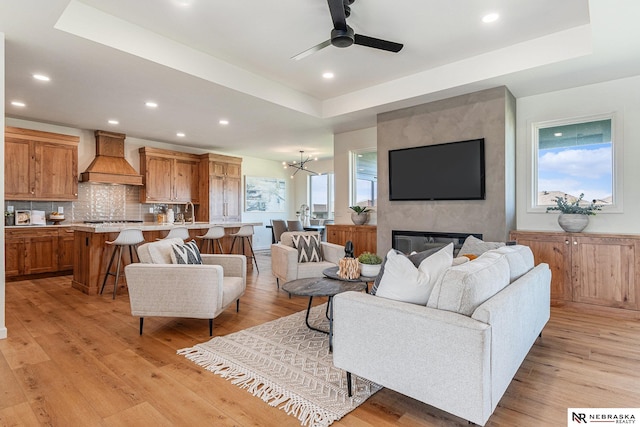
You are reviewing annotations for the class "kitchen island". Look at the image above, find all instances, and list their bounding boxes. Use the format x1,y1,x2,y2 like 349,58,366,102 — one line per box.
71,222,261,295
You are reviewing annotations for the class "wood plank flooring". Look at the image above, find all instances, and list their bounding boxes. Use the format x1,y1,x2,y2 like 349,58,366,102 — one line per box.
1,252,639,426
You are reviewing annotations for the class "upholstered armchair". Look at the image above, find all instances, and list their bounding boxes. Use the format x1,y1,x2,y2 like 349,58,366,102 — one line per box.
124,238,246,336
271,231,345,287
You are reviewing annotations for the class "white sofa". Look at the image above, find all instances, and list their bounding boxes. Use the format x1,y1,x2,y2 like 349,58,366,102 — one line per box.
124,238,246,336
271,231,345,287
332,245,551,426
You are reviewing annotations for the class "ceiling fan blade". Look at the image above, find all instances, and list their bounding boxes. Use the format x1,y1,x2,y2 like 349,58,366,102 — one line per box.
354,34,403,52
291,39,332,61
327,0,347,31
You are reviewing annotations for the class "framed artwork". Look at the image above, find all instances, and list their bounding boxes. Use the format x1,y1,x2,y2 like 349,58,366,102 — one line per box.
245,176,286,212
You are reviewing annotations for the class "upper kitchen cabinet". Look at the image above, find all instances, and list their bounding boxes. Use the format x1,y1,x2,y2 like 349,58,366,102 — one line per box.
4,126,79,201
198,153,242,223
139,147,200,204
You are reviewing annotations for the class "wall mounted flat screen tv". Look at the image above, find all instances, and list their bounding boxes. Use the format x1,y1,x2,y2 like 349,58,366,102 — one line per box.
389,138,485,201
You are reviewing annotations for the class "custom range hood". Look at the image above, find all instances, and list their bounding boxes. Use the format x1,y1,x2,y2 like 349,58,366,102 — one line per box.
80,130,143,186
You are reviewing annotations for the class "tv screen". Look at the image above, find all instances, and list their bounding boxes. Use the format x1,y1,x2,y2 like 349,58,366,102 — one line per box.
389,138,485,201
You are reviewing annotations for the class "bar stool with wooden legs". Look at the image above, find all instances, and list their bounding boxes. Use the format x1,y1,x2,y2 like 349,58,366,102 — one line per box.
195,226,225,254
229,225,259,272
100,228,145,299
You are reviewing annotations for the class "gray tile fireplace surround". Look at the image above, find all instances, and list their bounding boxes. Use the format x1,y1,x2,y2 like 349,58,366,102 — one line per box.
392,230,482,256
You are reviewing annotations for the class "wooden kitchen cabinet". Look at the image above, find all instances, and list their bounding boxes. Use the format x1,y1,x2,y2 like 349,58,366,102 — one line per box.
58,227,75,271
4,126,79,201
5,228,60,278
198,154,242,223
510,231,640,311
139,147,200,204
326,224,377,257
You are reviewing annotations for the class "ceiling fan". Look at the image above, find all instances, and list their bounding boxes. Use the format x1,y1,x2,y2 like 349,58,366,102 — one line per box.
291,0,403,60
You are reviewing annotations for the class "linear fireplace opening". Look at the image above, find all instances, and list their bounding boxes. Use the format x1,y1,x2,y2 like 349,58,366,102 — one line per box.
392,230,482,255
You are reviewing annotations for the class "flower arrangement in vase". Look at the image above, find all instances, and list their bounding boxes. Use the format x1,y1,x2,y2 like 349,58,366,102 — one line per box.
349,205,372,225
546,193,603,232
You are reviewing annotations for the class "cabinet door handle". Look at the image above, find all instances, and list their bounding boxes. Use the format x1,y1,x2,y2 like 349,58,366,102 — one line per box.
573,241,578,245
565,240,570,244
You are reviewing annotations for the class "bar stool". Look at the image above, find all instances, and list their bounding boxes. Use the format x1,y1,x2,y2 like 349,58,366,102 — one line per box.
229,225,259,272
100,228,145,299
195,226,225,254
157,226,190,241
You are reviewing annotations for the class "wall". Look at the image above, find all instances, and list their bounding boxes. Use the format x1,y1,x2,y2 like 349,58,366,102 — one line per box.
333,127,377,224
516,75,640,234
1,33,6,339
376,86,516,255
4,118,295,251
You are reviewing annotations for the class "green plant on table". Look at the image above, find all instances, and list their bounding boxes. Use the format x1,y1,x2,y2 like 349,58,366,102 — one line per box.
349,206,371,214
358,251,382,265
546,193,603,216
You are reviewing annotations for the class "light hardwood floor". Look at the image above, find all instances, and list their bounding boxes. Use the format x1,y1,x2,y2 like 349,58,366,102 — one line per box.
1,253,639,426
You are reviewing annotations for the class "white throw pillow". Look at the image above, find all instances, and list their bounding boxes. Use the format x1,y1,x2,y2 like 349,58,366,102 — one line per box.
458,235,505,257
375,243,453,305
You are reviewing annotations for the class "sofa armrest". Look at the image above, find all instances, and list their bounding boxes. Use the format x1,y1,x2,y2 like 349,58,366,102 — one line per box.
125,263,225,316
320,241,345,264
271,243,299,282
471,263,551,409
202,254,247,284
333,291,492,425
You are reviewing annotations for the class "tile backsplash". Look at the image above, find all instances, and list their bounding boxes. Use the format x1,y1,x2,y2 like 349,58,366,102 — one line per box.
4,183,156,223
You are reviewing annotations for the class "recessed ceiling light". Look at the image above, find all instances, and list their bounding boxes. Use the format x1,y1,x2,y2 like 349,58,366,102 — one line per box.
482,13,499,23
322,72,334,79
108,119,119,125
554,132,563,137
33,74,50,81
174,0,192,6
176,132,185,137
145,101,158,108
219,119,229,125
11,101,26,107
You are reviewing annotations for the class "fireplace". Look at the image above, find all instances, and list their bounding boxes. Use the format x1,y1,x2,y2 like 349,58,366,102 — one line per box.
392,230,482,255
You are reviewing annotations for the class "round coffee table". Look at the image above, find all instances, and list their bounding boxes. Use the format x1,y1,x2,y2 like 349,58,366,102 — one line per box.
281,276,367,351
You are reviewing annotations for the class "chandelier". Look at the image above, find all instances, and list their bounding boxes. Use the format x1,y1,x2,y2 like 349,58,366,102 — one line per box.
283,150,319,178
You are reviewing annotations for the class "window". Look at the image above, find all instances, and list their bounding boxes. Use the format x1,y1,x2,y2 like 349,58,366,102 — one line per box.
309,173,334,219
352,150,377,207
533,115,615,209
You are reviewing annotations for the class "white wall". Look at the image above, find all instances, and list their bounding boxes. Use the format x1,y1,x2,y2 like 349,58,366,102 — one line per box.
4,117,295,251
516,75,640,233
334,127,377,224
1,33,7,340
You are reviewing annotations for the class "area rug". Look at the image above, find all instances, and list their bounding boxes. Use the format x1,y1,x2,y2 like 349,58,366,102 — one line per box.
177,304,381,427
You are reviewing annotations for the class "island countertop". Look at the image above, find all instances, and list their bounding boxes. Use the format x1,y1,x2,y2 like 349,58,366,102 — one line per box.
70,221,262,233
71,222,261,295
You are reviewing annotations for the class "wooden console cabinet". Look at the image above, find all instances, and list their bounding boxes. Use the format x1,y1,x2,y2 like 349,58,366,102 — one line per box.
510,231,640,311
326,224,377,257
4,126,79,200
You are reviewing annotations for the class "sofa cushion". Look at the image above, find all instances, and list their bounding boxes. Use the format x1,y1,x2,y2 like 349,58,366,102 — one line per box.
280,231,319,248
458,235,505,257
370,246,444,295
489,245,534,282
427,250,510,316
375,243,453,305
145,238,184,264
292,233,323,262
170,240,203,265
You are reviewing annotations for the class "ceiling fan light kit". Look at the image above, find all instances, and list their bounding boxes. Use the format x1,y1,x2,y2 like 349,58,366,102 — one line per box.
291,0,403,60
283,151,319,178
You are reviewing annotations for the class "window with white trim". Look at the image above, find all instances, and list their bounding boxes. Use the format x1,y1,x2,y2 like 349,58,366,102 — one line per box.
309,173,334,220
352,150,377,207
533,115,615,209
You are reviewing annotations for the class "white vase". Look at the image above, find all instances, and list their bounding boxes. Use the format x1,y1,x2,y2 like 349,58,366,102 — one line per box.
351,212,369,225
558,213,589,232
359,262,381,277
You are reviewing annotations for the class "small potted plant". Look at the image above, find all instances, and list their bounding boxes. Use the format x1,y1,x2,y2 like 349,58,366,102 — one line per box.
358,251,383,277
546,193,603,232
349,205,372,225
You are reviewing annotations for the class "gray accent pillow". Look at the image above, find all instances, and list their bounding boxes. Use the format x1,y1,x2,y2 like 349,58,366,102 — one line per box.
458,235,505,257
370,246,443,295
